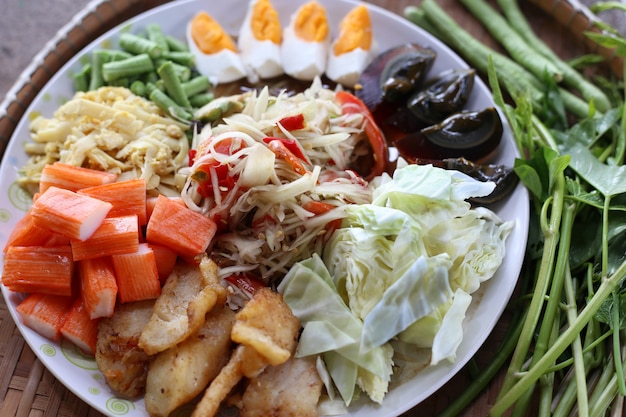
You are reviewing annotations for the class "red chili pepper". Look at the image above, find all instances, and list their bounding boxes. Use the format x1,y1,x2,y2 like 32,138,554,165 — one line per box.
278,114,305,131
225,273,266,299
188,149,197,166
262,136,307,161
335,90,388,181
266,139,308,175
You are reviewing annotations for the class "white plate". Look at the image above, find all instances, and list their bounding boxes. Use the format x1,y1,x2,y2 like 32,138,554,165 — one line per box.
0,0,529,416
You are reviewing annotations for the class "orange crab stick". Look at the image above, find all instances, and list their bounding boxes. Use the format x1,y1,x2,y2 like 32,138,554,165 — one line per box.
79,256,118,319
31,186,113,241
146,194,217,262
61,297,101,355
3,246,74,296
39,162,118,193
78,178,148,225
3,212,69,252
71,215,139,261
112,243,161,303
15,293,74,341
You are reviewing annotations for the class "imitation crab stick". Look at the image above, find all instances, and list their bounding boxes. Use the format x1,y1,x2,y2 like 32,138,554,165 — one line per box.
31,186,113,241
15,293,73,341
60,297,101,355
3,212,69,252
79,257,118,319
78,178,148,225
112,243,161,303
146,194,217,262
147,242,178,284
2,246,74,296
71,215,139,261
39,162,118,193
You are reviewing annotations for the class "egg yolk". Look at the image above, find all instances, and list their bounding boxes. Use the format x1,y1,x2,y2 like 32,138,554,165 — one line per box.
333,5,372,55
250,0,282,44
294,1,329,43
190,11,237,54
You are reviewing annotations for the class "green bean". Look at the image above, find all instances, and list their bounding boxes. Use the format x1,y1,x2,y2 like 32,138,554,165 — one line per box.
459,0,563,82
154,58,191,82
102,53,154,82
130,79,147,97
149,88,192,121
161,51,196,68
72,64,91,92
182,76,211,98
189,92,214,108
118,32,162,59
146,23,169,54
157,61,191,108
165,35,189,52
496,0,611,112
89,49,110,90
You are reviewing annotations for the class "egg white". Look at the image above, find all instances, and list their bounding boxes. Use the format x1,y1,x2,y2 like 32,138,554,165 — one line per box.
186,22,246,84
281,23,330,81
238,1,283,83
326,46,375,88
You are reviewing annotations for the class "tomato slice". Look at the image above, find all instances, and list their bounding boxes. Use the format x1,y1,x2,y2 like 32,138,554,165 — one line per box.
278,114,305,131
335,90,388,180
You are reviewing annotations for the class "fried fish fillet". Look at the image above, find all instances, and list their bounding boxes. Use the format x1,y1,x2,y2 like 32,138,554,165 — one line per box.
95,299,155,398
139,255,226,355
144,305,235,417
191,288,301,417
241,356,323,417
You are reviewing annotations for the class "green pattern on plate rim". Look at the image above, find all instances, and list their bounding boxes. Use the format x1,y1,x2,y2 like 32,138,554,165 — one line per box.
88,386,101,395
39,344,57,357
106,397,136,415
0,208,11,222
8,181,32,212
61,338,99,370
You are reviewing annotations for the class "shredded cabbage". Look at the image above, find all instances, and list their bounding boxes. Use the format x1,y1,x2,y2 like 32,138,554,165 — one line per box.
180,80,373,283
279,163,513,405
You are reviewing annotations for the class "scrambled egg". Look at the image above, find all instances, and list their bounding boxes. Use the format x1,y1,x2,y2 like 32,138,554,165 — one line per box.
21,86,189,195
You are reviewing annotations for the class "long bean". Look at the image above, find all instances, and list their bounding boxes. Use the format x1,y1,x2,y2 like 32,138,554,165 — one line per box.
496,0,611,112
157,61,191,109
458,0,562,82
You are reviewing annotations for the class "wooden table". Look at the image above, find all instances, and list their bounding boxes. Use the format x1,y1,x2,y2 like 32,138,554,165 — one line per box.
0,1,621,416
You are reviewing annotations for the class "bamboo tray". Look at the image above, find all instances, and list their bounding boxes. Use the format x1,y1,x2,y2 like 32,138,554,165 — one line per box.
0,1,623,416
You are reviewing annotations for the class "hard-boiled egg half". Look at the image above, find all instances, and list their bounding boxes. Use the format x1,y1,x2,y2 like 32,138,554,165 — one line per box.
280,1,330,81
187,11,246,84
238,0,283,83
326,4,377,88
